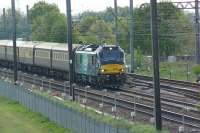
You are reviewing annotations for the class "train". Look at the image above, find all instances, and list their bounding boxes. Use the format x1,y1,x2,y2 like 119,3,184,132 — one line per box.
0,40,126,88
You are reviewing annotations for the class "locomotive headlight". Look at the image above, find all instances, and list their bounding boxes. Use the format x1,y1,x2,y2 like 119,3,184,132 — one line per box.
121,68,124,72
101,69,105,72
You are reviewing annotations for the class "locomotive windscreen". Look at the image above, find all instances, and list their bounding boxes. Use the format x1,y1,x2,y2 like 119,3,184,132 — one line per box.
99,47,124,65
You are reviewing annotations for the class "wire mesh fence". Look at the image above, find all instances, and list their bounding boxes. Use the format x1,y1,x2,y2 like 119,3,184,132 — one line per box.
0,79,132,133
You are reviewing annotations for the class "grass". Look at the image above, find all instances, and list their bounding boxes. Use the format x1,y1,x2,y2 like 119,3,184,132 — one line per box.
0,96,73,133
34,90,170,133
135,61,196,82
125,54,197,82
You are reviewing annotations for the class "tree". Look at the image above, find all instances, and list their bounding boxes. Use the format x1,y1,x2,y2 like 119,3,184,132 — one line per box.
29,2,67,43
0,9,28,40
133,2,194,56
26,1,194,56
78,16,114,44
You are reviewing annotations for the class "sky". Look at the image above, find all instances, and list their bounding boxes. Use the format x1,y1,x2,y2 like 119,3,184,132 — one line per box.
0,0,194,15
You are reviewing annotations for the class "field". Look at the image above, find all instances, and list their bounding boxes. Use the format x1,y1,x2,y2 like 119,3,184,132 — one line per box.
126,55,197,82
0,97,73,133
135,61,197,82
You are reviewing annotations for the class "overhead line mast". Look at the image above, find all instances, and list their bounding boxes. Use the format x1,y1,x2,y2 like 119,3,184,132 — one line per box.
129,0,135,73
11,0,18,84
114,0,119,46
195,0,200,64
150,0,162,131
66,0,75,101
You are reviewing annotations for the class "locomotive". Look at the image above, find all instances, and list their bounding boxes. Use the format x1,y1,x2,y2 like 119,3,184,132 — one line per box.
0,40,126,88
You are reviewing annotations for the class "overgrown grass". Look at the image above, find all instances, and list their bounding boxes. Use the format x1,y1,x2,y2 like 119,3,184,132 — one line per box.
135,61,196,82
34,90,170,133
0,96,73,133
126,54,197,82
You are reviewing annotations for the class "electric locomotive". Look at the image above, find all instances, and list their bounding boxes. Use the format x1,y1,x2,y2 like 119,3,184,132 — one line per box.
75,44,126,88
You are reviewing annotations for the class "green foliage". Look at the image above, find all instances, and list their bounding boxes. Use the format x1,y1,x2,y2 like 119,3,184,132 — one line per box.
133,2,194,56
0,96,73,133
133,61,196,81
0,9,28,40
192,65,200,76
78,16,114,44
78,2,194,55
29,2,67,43
0,1,194,56
135,47,142,67
34,90,169,133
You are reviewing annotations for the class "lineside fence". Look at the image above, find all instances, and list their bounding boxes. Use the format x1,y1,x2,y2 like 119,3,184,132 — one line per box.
0,80,132,133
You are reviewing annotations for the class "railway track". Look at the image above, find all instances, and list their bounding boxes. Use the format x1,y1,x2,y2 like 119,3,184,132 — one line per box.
128,73,199,87
127,73,200,101
0,68,200,132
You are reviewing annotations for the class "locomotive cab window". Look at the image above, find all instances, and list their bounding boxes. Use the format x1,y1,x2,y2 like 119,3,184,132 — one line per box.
99,47,124,65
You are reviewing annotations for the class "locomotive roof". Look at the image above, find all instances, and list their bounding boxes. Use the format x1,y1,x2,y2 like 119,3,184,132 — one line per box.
76,44,100,52
76,44,120,53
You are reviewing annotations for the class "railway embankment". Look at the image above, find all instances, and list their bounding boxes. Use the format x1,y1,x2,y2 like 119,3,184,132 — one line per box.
0,79,169,133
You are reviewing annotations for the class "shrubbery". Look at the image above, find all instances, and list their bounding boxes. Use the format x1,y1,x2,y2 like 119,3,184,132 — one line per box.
192,65,200,76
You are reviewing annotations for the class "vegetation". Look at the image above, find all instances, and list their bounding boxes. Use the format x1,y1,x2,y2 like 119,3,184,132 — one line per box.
129,57,196,82
33,90,169,133
0,96,73,133
29,2,67,42
0,1,195,56
192,65,200,76
0,9,28,39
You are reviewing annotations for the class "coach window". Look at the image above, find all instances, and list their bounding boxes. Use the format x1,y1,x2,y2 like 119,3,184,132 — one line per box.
64,54,67,61
29,51,32,57
54,53,56,60
35,51,37,57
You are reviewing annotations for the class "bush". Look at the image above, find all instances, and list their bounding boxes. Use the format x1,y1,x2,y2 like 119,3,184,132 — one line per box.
192,65,200,76
135,47,142,67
